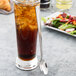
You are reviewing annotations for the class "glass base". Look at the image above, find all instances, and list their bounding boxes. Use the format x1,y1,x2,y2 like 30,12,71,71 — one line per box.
16,56,38,70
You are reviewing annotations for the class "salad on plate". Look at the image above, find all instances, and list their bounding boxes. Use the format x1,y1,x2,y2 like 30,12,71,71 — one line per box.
42,12,76,35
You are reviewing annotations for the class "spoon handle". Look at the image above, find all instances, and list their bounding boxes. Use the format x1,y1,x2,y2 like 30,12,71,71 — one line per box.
39,25,43,62
39,26,48,75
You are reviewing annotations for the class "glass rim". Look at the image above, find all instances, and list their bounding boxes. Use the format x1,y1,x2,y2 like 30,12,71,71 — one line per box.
13,0,40,4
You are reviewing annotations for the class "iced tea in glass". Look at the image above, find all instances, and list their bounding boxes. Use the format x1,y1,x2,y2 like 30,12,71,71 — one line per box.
14,0,40,70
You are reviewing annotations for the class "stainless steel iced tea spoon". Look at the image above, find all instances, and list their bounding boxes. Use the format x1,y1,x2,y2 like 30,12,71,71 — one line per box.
39,25,48,75
35,5,48,74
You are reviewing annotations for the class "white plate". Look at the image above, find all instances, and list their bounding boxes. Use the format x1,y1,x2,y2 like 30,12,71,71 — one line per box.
41,12,76,37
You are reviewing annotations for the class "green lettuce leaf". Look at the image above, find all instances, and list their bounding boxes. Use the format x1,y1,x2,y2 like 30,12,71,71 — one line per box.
51,18,62,28
58,24,76,30
41,17,46,23
68,30,76,35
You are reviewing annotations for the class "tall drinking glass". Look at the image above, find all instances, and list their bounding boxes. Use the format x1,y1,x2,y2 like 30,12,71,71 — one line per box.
14,0,40,70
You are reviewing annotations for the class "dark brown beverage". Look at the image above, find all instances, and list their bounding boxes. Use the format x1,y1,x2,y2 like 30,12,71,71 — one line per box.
40,3,50,8
14,3,39,61
40,0,50,9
